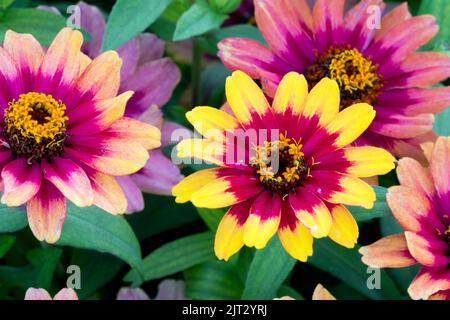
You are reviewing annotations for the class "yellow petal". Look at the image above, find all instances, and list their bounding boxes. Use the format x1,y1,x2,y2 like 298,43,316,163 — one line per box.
329,175,376,209
225,70,270,125
176,138,224,165
172,168,221,203
328,205,359,248
215,212,245,261
327,103,376,147
190,177,238,208
243,214,280,249
272,72,308,114
345,146,396,177
303,77,340,126
278,222,313,262
186,106,239,139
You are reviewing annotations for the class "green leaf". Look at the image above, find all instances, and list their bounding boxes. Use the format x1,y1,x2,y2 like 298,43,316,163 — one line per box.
277,285,305,300
241,237,296,300
0,8,66,46
418,0,450,50
0,247,62,289
173,0,227,41
127,194,199,240
0,0,14,9
309,238,403,299
0,235,15,258
350,186,390,222
0,206,27,233
103,0,172,50
196,207,225,231
124,231,215,284
56,204,142,270
209,0,242,14
434,105,450,135
70,249,124,299
209,24,266,45
185,261,244,299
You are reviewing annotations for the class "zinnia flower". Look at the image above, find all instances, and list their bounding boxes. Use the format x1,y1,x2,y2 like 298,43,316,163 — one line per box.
218,0,450,160
360,136,450,300
0,28,160,242
40,1,183,213
172,71,395,261
25,288,78,300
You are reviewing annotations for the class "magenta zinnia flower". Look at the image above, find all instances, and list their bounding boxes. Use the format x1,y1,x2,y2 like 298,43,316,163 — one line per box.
218,0,450,160
40,2,183,213
0,28,160,242
360,137,450,300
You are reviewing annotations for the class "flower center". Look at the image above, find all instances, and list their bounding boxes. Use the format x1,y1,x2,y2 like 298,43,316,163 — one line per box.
250,133,310,195
305,46,382,109
3,92,68,163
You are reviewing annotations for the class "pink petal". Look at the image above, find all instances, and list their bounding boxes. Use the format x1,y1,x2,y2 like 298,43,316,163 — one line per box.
1,159,41,207
41,157,93,207
27,180,67,243
78,1,106,57
24,288,52,300
53,288,79,300
408,267,450,300
116,175,144,214
117,287,150,300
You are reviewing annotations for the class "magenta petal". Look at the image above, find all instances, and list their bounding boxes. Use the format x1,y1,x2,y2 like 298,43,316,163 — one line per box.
137,33,165,65
254,0,315,69
132,150,183,196
121,58,181,117
154,279,187,300
117,37,140,82
78,1,106,57
117,287,150,300
116,175,144,214
1,159,41,207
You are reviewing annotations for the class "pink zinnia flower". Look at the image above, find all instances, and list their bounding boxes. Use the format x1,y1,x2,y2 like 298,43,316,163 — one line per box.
117,279,187,300
41,2,184,213
218,0,450,160
0,28,160,242
25,288,78,300
360,137,450,300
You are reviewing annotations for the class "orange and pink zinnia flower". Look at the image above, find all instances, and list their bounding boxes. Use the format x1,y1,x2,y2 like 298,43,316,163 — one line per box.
360,137,450,300
218,0,450,162
40,2,184,213
173,71,395,261
0,28,160,243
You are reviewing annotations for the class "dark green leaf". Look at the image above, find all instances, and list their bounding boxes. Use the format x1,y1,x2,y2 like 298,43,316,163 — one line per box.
57,204,142,270
209,0,241,14
277,285,305,300
173,1,227,41
127,194,199,240
124,231,215,284
350,186,390,222
196,207,225,231
185,261,244,299
0,235,15,258
103,0,172,50
0,8,66,46
241,237,296,299
70,249,124,299
309,238,403,299
0,206,27,233
0,247,61,289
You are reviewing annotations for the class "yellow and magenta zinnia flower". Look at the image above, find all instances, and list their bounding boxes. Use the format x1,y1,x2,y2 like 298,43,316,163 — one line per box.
219,0,450,161
173,71,395,261
360,137,450,300
0,28,160,243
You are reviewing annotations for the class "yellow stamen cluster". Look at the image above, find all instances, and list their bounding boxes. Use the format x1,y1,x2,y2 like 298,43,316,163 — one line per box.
251,133,309,194
329,48,378,93
5,92,68,144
